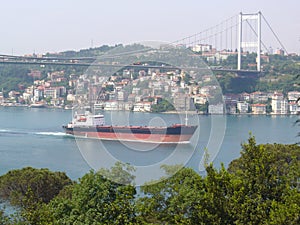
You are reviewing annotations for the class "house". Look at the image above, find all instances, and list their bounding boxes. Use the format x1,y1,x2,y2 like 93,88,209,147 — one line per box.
173,93,193,111
104,101,118,111
192,94,207,105
287,91,300,102
289,102,300,115
250,91,268,103
240,92,250,101
271,92,288,114
237,101,249,114
133,102,152,112
251,104,266,115
208,103,224,114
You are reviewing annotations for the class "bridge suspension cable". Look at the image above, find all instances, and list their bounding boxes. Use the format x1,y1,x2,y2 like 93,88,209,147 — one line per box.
261,13,289,55
171,14,239,51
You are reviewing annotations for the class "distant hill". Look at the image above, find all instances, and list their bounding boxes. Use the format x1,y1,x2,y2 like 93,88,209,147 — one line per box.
0,44,299,95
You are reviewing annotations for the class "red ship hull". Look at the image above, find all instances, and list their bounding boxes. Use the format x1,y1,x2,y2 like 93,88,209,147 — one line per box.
63,125,197,143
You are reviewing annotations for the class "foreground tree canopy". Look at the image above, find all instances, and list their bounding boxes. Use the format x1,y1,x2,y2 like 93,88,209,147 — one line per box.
0,136,299,225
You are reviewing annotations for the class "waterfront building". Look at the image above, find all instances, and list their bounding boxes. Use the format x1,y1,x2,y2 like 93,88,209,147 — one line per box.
208,103,224,114
104,101,118,111
289,102,300,115
271,93,288,114
133,102,152,112
173,93,192,111
0,92,3,104
237,101,249,114
34,88,44,101
251,104,266,115
226,103,237,114
124,102,133,111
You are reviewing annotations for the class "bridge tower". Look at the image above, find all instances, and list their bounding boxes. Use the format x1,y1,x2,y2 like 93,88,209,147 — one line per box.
238,12,261,72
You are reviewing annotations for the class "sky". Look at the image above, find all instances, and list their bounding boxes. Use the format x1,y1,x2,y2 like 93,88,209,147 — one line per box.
0,0,299,55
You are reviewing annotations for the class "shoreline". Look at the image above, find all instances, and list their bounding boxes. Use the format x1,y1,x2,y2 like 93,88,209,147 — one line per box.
0,105,297,116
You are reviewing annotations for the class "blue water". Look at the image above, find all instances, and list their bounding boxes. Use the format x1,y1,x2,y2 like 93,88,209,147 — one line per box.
0,107,298,181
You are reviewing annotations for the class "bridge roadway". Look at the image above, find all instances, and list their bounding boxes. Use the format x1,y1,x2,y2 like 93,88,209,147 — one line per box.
0,57,261,76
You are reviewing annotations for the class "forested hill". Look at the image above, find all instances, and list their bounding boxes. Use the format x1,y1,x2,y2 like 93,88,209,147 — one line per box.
215,54,300,94
44,44,116,58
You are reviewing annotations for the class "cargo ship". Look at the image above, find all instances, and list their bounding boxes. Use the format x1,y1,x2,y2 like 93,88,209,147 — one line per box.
62,112,197,143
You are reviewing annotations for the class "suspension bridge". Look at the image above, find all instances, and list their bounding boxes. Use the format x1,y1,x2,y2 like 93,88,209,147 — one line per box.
0,12,287,76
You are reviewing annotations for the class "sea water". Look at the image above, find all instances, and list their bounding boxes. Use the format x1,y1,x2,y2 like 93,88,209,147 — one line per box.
0,107,298,180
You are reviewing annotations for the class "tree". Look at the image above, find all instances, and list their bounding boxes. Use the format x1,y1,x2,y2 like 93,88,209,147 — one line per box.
137,165,205,224
151,99,175,113
47,162,136,224
0,167,72,207
0,208,10,225
228,136,300,224
138,137,300,224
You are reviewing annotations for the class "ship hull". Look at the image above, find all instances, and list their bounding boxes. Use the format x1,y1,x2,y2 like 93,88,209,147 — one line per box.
63,125,197,143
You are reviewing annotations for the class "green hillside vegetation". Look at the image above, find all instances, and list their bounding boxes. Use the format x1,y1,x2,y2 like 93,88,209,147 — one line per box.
1,46,299,95
214,54,300,94
0,65,32,93
0,136,299,224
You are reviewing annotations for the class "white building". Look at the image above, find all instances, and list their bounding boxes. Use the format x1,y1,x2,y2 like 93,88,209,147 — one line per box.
289,102,300,115
287,91,300,102
237,101,249,114
104,101,118,111
192,44,212,53
44,88,58,99
34,89,44,101
199,86,211,95
208,103,224,114
133,102,152,112
132,87,140,95
271,93,288,114
22,93,32,102
192,94,207,105
67,94,76,102
251,104,266,115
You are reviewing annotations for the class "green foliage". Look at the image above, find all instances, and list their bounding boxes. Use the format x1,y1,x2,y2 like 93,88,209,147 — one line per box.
218,74,258,93
0,167,72,207
195,102,209,113
151,99,175,113
137,137,300,224
0,65,32,93
137,166,205,224
18,189,54,225
214,54,300,94
228,136,300,224
0,208,10,225
98,161,136,185
105,84,114,92
183,73,192,84
1,138,299,224
47,163,136,224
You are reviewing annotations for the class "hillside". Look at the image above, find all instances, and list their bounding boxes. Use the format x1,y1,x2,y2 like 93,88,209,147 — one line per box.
0,45,299,95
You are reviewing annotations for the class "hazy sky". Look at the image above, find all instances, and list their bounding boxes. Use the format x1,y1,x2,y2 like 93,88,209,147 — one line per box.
1,0,299,55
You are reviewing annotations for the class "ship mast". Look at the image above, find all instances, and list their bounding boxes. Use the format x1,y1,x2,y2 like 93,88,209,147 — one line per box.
185,111,188,126
184,95,188,126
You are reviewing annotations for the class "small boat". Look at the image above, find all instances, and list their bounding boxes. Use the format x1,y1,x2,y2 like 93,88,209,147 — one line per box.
62,111,197,143
29,102,46,108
